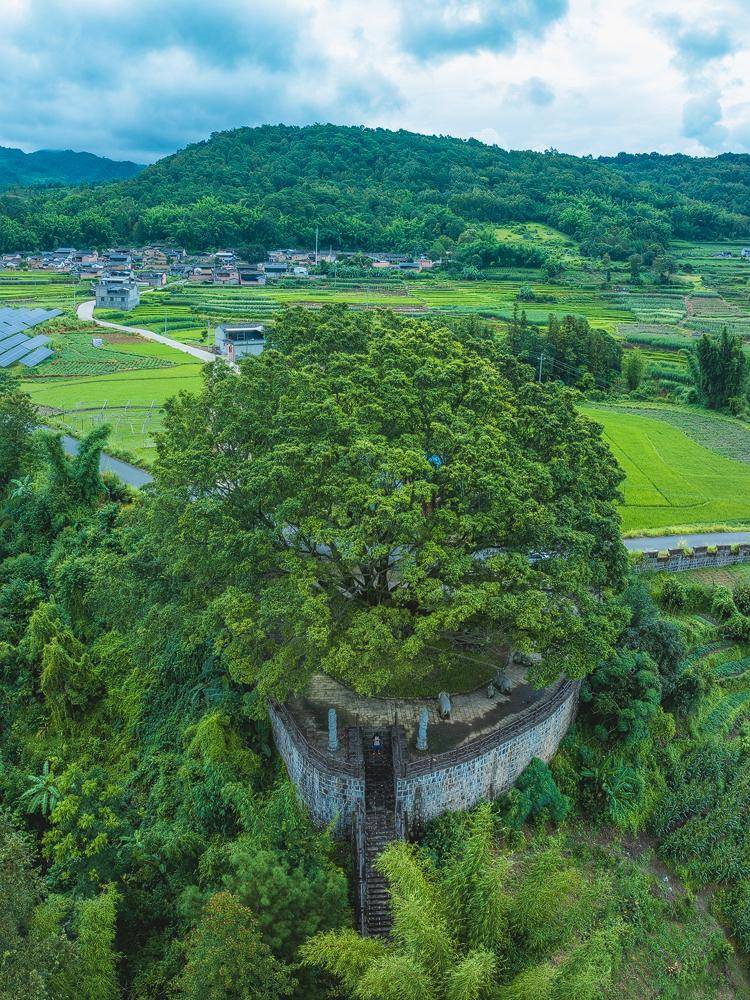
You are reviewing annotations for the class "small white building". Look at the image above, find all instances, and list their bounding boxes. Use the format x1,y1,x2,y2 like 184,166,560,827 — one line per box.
214,323,265,362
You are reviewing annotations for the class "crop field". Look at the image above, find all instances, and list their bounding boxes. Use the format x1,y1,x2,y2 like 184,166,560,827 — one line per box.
0,272,88,310
54,404,166,463
588,402,750,463
583,407,750,533
24,363,204,411
28,330,175,377
677,563,750,589
103,272,635,338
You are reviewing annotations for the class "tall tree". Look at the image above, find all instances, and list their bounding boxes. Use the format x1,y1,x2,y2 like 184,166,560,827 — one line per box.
153,310,626,701
0,369,37,491
689,327,746,410
175,892,295,1000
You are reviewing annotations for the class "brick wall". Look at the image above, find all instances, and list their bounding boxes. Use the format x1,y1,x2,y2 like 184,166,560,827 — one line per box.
270,680,579,836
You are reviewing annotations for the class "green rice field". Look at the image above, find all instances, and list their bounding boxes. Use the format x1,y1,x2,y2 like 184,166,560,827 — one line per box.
583,407,750,533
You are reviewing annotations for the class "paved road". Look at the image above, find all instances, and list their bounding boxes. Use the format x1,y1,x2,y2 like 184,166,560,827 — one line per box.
77,299,218,364
59,433,153,488
624,531,750,552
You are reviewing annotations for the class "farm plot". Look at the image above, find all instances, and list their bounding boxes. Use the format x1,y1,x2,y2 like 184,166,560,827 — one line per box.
125,273,633,334
27,332,175,377
582,407,750,532
588,402,750,464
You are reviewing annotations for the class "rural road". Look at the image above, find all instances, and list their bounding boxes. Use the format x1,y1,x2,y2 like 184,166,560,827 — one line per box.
623,531,750,552
77,299,218,364
59,432,153,488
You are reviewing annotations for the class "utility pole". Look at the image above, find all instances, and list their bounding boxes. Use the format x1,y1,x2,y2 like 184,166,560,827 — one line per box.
314,225,319,267
538,353,545,383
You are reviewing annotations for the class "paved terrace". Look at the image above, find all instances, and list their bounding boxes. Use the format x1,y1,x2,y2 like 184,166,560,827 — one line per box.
286,660,553,759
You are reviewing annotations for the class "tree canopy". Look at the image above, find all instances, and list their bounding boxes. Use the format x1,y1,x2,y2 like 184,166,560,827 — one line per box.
151,307,626,699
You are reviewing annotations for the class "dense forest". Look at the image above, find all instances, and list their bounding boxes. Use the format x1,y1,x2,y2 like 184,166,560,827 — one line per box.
601,151,750,225
0,146,142,192
0,124,748,257
3,308,750,997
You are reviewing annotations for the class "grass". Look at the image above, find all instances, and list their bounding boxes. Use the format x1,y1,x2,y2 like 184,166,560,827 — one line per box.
583,407,750,533
24,364,205,410
589,402,750,464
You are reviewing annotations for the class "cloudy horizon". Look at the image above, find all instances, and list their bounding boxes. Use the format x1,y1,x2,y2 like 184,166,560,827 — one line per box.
2,0,749,164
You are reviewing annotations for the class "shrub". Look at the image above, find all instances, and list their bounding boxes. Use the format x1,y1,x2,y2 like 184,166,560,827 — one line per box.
718,881,750,951
722,613,750,642
659,576,686,612
710,585,737,621
734,582,750,616
580,650,661,745
505,758,571,829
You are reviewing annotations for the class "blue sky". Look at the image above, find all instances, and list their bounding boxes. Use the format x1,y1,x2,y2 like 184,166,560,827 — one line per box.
1,0,749,163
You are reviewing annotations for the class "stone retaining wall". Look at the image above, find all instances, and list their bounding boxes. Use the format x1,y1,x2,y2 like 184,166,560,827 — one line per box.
268,701,364,833
394,679,579,828
635,543,750,574
270,679,579,835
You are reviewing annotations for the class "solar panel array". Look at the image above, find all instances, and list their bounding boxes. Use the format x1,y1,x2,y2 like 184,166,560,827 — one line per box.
0,307,60,368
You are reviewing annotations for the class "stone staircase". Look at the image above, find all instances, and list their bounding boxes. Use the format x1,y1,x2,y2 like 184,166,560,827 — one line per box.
361,727,397,937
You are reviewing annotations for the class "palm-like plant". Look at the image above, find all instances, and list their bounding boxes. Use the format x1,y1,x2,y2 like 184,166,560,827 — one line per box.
20,760,60,816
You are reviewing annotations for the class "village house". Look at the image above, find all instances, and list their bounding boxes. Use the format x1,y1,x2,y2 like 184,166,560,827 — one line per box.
94,275,140,311
104,249,132,270
142,247,170,269
136,270,168,288
190,266,215,283
215,267,239,286
263,261,289,279
214,323,265,361
238,266,267,285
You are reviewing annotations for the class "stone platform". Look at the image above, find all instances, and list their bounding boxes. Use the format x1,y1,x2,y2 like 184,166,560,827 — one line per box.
286,659,550,759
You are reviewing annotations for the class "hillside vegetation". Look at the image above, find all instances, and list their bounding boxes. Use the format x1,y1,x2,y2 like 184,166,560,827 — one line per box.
0,124,748,255
0,145,142,191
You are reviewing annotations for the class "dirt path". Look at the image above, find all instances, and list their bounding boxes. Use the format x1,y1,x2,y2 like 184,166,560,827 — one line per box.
76,299,223,365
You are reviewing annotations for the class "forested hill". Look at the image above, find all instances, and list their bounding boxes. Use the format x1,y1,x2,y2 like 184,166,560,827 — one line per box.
0,123,747,256
0,146,142,190
600,151,750,222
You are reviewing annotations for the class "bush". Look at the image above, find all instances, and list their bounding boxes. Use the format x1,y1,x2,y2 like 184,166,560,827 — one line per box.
660,576,686,612
734,582,750,616
718,881,750,951
722,613,750,642
710,585,737,621
505,758,571,829
580,650,662,745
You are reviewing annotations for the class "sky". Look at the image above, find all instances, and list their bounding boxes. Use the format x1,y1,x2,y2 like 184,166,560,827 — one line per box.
1,0,749,164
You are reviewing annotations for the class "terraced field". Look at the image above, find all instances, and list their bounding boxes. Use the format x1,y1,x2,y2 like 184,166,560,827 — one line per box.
0,273,88,310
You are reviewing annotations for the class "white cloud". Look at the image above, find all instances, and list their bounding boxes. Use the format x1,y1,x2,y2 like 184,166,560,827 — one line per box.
0,0,748,161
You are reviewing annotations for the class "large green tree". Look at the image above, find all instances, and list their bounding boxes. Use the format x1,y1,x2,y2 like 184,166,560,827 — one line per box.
0,369,37,491
689,327,747,410
152,308,626,700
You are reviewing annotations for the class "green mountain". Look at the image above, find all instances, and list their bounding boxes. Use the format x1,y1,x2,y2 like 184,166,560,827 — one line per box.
0,145,142,190
0,124,746,256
